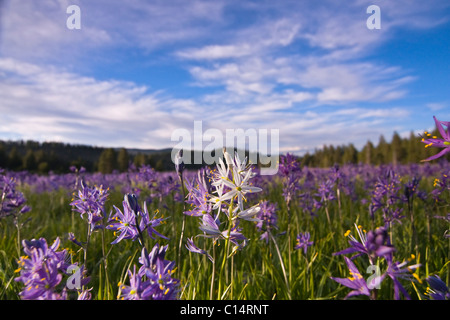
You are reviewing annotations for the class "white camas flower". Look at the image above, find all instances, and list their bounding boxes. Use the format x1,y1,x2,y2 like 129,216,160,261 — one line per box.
209,182,226,212
223,149,234,168
232,152,253,178
212,153,262,211
211,157,229,188
233,204,261,222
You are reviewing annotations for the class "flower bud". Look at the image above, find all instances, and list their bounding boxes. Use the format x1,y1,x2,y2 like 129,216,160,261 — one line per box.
174,149,185,177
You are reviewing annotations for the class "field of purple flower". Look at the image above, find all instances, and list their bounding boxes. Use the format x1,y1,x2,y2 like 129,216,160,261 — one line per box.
1,118,450,300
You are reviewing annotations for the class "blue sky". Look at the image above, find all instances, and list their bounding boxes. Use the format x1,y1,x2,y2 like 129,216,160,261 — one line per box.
0,0,449,155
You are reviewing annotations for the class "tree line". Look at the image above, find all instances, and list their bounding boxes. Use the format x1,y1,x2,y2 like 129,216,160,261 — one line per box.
0,140,202,174
0,128,446,174
298,129,448,167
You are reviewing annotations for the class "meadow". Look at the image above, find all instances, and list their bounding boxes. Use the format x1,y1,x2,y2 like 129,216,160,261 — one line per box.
0,153,449,300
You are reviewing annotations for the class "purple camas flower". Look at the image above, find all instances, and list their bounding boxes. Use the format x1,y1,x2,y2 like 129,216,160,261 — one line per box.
316,179,336,203
255,201,278,243
384,256,421,300
139,202,169,241
197,213,247,246
294,232,314,254
298,191,321,218
68,232,84,247
430,171,450,203
278,153,301,177
107,199,140,244
118,245,179,300
364,227,395,260
107,194,168,245
184,170,212,217
330,256,371,299
328,164,350,194
185,237,213,262
141,253,179,300
334,224,395,263
425,275,450,300
382,207,405,226
420,116,450,162
403,176,425,203
152,174,181,203
70,181,108,230
118,266,148,300
0,174,31,220
15,237,90,300
369,169,401,219
198,213,224,239
278,153,302,205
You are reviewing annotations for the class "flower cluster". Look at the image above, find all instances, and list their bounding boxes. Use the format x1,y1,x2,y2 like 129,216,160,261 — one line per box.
294,232,314,255
15,237,91,300
278,153,301,205
332,223,420,300
255,200,278,243
429,170,450,203
184,168,212,217
118,245,179,300
107,194,168,245
0,172,31,220
70,181,108,231
369,169,402,219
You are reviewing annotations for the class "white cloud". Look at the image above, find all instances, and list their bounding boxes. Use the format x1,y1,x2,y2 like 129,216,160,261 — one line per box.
0,58,202,149
426,102,447,111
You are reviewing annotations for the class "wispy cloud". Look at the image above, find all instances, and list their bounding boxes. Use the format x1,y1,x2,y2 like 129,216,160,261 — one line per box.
0,58,198,148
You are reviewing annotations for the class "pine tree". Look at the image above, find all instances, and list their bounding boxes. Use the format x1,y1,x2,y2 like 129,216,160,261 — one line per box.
374,135,388,165
359,140,375,165
390,131,403,166
117,148,129,172
133,153,146,168
98,148,117,173
342,144,358,164
0,145,7,168
8,147,23,170
23,149,37,171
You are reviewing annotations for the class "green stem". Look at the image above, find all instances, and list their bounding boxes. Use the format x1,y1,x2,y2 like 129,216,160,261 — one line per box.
101,228,110,299
177,174,187,270
15,217,21,257
269,232,291,299
84,224,92,266
210,242,216,300
218,201,234,299
286,199,292,288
